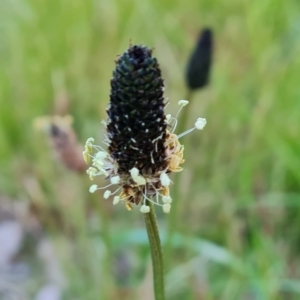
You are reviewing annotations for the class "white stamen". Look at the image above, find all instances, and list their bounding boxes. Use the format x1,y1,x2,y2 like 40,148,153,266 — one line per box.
155,140,158,152
163,204,171,213
113,196,120,205
91,163,108,176
95,151,108,159
135,176,146,185
110,187,121,196
93,162,104,172
175,100,189,119
85,137,95,152
156,193,159,204
89,184,98,193
140,205,150,213
162,195,172,204
160,172,171,186
99,168,109,177
103,190,111,199
195,118,207,130
152,133,163,143
178,100,189,107
83,150,90,164
130,167,139,177
86,137,94,145
130,145,139,150
177,127,195,139
87,167,97,180
94,144,106,152
166,114,171,122
142,192,164,207
150,151,155,164
110,176,120,184
170,117,178,132
130,167,146,185
92,155,104,164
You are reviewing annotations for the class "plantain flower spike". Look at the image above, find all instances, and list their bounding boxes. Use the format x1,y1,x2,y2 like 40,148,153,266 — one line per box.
185,28,213,90
83,45,206,213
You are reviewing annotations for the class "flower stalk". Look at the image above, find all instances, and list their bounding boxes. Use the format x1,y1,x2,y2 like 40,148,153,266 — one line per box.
143,201,165,300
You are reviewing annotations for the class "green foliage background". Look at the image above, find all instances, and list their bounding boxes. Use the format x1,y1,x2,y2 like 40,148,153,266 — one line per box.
1,0,300,299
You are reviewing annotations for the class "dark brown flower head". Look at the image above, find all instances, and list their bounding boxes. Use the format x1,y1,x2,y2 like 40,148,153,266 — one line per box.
83,45,207,213
107,45,167,175
185,28,213,90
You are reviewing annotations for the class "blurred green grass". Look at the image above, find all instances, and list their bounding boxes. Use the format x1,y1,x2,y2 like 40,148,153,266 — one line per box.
1,0,300,299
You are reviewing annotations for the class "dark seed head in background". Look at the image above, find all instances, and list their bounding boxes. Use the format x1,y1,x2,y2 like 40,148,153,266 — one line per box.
185,28,213,90
107,45,167,175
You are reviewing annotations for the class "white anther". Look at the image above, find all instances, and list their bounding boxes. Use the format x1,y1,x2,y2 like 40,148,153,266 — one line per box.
92,158,104,167
195,118,207,130
140,205,150,213
130,167,146,185
95,151,108,159
98,167,109,177
113,196,120,205
178,100,189,106
130,167,139,177
160,172,171,186
103,190,111,199
86,137,94,145
87,167,97,180
85,137,94,151
89,184,98,193
166,114,171,121
87,167,97,174
163,204,171,213
162,196,172,204
83,150,90,164
134,176,146,185
110,176,120,184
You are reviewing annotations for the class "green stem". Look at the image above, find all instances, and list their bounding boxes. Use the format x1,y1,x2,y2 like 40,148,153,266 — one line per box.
144,201,165,300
